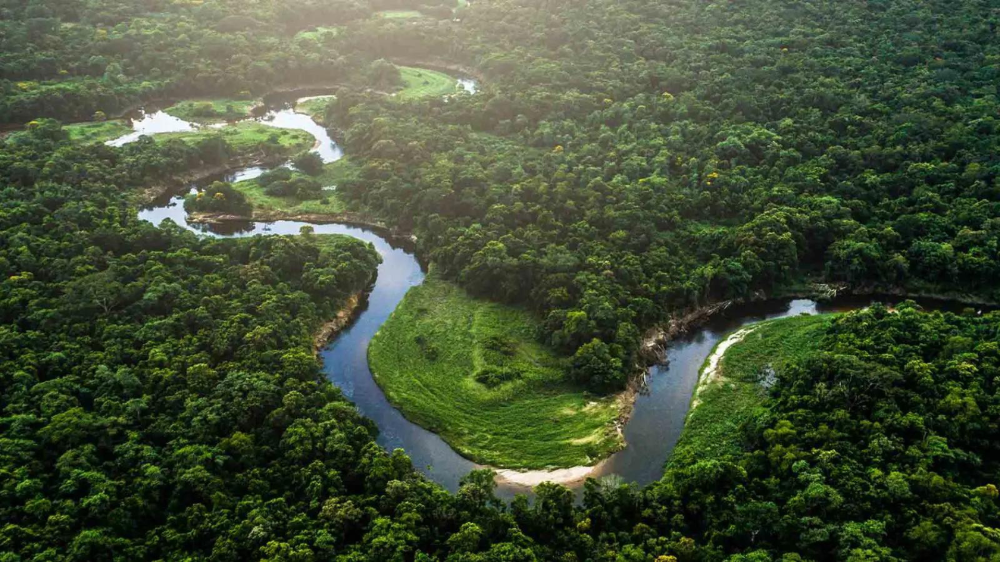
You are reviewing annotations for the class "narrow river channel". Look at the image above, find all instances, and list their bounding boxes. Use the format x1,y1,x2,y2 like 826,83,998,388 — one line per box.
130,86,978,500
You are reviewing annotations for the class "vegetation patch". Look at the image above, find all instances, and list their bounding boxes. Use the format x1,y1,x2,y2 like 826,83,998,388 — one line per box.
155,122,315,153
669,313,833,467
368,272,621,469
395,67,460,100
63,119,132,143
296,96,335,124
164,98,257,123
376,9,425,18
295,26,340,41
227,160,351,217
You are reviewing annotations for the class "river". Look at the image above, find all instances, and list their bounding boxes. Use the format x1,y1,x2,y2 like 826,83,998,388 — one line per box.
128,84,976,500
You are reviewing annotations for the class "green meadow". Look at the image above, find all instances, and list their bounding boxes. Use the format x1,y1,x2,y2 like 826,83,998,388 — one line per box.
368,273,622,469
296,96,335,124
64,120,132,143
396,67,460,100
155,122,314,153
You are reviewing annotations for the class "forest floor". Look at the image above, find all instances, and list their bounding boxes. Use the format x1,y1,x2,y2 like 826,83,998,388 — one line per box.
667,313,834,468
367,271,623,469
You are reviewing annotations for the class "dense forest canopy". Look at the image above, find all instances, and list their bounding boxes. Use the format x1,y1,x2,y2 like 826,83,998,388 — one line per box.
2,0,1000,559
333,0,1000,390
0,0,450,121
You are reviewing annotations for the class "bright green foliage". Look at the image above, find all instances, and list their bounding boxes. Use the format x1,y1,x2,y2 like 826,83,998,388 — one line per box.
396,67,460,99
295,26,341,41
368,273,621,468
164,98,257,123
155,122,315,154
63,120,132,143
296,96,335,124
229,165,347,217
672,313,832,466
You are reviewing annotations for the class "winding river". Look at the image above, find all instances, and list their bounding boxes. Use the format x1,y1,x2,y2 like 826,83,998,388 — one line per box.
129,85,978,499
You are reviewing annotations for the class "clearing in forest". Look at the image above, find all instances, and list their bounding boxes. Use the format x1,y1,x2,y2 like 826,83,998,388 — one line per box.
368,272,622,469
670,313,834,467
396,67,461,100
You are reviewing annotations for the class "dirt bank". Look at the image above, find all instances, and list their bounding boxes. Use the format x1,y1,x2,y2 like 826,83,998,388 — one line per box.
314,292,365,354
689,325,758,410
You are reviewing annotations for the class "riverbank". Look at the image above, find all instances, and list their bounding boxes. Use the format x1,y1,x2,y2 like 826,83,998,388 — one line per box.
186,209,415,244
670,313,832,467
690,325,757,410
314,292,366,354
639,281,995,367
495,465,598,487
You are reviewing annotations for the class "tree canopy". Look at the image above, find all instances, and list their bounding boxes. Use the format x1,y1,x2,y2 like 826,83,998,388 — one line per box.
2,0,1000,558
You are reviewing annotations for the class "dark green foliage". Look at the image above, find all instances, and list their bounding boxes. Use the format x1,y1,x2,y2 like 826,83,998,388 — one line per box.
332,0,1000,392
4,0,1000,558
293,151,325,176
256,167,324,200
570,338,624,392
264,177,324,199
184,181,254,215
0,123,415,560
473,365,521,387
0,0,376,123
257,166,295,186
366,59,403,91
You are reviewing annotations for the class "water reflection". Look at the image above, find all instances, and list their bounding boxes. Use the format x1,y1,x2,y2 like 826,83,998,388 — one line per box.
457,78,478,94
108,103,342,164
106,110,196,146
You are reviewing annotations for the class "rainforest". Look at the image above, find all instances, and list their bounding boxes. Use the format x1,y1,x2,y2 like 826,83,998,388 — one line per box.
2,0,1000,559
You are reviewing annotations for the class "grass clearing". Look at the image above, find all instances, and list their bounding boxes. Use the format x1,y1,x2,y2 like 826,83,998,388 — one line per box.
377,9,425,19
396,67,460,100
295,26,340,41
156,122,315,152
64,120,132,144
368,273,622,469
669,313,834,468
296,96,335,124
164,98,257,124
230,161,349,216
